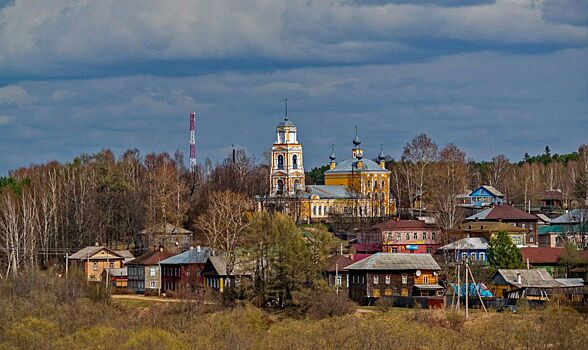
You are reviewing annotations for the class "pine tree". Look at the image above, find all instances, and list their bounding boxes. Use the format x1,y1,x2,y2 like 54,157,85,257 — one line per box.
487,231,523,269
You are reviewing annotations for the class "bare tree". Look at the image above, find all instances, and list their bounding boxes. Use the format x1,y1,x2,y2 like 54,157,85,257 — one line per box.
401,134,439,214
432,144,468,231
195,191,252,275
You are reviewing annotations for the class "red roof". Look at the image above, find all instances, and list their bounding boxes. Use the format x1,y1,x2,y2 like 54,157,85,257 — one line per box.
372,219,432,230
479,205,538,221
127,249,176,265
520,247,563,265
352,243,381,253
351,254,372,263
325,255,354,272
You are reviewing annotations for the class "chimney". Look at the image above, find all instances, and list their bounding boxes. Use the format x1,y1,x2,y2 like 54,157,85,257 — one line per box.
516,273,522,284
197,245,201,253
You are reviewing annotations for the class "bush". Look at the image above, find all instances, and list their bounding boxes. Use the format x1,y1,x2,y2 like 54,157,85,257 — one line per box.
86,283,111,303
293,286,356,319
374,296,394,312
516,298,530,313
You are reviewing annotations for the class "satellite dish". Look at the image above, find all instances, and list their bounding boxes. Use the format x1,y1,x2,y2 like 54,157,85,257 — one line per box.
415,270,421,277
433,271,438,276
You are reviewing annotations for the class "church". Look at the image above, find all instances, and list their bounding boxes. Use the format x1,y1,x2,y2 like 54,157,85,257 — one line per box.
258,113,394,223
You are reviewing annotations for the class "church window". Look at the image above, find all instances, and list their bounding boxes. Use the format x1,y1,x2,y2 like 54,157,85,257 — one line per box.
277,179,284,193
318,206,322,216
313,206,317,216
293,179,300,190
292,155,298,169
277,155,284,169
382,180,385,189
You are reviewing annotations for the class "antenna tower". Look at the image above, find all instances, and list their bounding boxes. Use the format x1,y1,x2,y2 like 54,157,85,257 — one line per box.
189,112,196,172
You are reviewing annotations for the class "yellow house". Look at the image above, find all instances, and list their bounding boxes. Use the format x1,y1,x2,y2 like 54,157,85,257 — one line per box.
68,246,130,282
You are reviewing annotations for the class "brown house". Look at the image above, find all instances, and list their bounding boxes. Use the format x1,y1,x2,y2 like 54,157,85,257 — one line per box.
372,219,441,254
126,248,175,293
159,246,211,296
446,222,527,246
465,205,539,245
345,252,443,306
324,254,354,289
202,256,253,294
138,223,195,254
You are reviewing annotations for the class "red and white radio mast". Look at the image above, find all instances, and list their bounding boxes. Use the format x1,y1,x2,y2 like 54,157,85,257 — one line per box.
189,112,196,172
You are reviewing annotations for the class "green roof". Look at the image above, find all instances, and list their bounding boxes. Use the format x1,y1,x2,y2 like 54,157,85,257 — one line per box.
539,224,587,235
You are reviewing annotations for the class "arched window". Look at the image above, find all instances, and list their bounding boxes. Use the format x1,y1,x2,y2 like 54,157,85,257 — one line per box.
292,155,298,169
318,206,322,216
313,205,317,216
293,179,300,190
277,155,284,169
277,179,284,193
382,180,385,189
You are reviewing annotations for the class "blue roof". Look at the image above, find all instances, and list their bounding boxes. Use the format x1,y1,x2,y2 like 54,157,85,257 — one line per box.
159,247,211,265
551,209,588,224
306,185,359,199
325,158,389,174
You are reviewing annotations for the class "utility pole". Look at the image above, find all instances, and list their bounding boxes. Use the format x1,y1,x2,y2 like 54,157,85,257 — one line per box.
65,252,69,279
456,262,460,311
465,257,469,319
335,262,339,296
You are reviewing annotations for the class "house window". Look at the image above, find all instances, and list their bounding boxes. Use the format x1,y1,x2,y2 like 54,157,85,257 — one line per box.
470,252,476,261
522,223,526,229
336,275,342,287
277,179,284,193
109,262,114,268
414,232,418,240
423,275,429,284
150,267,156,277
396,233,401,241
391,248,398,253
292,155,298,169
385,275,391,285
432,232,436,240
93,262,98,271
406,233,410,240
530,236,534,243
422,232,427,240
150,281,156,289
461,252,468,261
373,275,379,285
402,275,407,285
479,252,486,261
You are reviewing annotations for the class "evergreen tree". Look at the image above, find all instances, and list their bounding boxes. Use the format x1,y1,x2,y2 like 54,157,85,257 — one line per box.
487,231,523,269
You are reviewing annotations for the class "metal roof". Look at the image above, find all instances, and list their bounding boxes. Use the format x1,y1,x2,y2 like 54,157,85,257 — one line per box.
439,237,488,251
103,267,127,277
551,209,588,224
496,269,564,288
555,278,584,287
206,256,253,276
306,185,358,199
325,158,389,174
480,185,504,197
159,247,211,265
414,284,444,290
466,205,538,221
68,246,125,260
345,252,441,271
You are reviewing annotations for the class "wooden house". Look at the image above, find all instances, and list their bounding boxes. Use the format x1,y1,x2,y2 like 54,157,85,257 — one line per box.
101,267,128,288
202,256,253,293
465,205,539,246
345,252,443,306
490,268,564,298
68,246,131,282
437,237,488,264
446,222,527,246
138,223,195,254
323,255,354,289
463,185,505,209
159,246,211,296
126,247,175,293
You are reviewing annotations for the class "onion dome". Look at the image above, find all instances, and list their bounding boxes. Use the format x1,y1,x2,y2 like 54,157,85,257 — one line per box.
378,144,386,162
353,127,361,146
329,144,336,161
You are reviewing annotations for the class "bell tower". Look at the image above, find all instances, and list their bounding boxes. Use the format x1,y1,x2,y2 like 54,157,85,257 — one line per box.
270,100,305,195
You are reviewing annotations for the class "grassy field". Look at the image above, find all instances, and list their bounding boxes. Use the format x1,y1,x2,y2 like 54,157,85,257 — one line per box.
1,273,587,349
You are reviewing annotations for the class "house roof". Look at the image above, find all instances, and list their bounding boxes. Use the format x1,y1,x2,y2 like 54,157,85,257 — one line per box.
139,222,193,235
551,209,588,224
541,190,564,201
555,278,584,287
69,246,125,260
351,254,372,263
159,247,211,265
206,256,252,276
352,242,381,253
103,267,127,277
324,158,390,174
520,247,564,265
306,185,358,199
127,249,176,265
538,224,586,235
466,205,538,221
372,219,433,230
439,237,489,251
456,222,526,233
495,269,563,288
535,214,551,224
116,250,135,260
325,255,354,273
470,185,504,197
345,252,441,271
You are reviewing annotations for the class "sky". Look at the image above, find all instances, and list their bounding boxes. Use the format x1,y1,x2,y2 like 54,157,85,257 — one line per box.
0,0,587,175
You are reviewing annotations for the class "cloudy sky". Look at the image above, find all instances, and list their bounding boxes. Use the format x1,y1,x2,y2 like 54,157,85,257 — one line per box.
0,0,587,174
